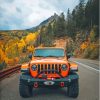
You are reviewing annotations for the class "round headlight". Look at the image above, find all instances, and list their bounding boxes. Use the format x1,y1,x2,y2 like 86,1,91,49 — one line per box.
31,65,37,71
61,64,67,71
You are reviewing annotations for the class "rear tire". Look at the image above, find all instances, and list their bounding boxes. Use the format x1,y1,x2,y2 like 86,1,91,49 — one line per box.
19,80,32,98
67,79,79,98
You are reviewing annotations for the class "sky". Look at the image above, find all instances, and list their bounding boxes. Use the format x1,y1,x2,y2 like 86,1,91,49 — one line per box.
0,0,79,30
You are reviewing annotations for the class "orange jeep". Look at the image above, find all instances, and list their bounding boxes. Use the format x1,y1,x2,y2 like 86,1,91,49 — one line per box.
19,47,79,98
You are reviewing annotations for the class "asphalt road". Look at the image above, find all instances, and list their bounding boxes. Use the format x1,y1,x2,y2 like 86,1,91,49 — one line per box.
0,58,99,100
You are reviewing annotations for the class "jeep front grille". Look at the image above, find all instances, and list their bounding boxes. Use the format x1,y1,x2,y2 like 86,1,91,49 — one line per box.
37,64,61,74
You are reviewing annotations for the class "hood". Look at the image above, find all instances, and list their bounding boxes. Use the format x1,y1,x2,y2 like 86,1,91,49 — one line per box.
30,57,67,64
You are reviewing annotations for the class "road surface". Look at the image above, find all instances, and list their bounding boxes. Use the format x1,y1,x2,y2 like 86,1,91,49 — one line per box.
0,58,99,100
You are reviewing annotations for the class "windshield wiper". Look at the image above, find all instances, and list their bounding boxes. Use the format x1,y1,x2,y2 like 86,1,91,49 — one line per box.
34,56,45,57
45,55,59,57
34,55,64,57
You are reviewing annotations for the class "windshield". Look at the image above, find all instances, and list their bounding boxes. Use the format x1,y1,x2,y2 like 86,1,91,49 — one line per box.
34,48,64,57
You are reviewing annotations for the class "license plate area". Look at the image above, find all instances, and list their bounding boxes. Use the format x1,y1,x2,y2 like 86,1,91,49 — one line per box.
44,81,55,85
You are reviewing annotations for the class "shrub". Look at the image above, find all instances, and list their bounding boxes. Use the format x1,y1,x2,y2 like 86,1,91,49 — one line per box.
83,47,92,58
0,61,7,70
19,56,30,64
89,47,99,59
83,45,99,59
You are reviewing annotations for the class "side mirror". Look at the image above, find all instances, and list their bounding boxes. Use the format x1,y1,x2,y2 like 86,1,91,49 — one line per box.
28,53,32,59
67,53,71,59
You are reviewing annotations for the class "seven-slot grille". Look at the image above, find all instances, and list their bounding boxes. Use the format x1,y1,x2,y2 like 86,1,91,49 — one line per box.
37,64,61,74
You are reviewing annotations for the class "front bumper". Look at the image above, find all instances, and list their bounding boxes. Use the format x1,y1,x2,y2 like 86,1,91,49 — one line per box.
20,73,79,87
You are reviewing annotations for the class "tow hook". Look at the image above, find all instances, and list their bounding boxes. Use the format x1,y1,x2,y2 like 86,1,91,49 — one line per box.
60,82,64,87
34,82,38,88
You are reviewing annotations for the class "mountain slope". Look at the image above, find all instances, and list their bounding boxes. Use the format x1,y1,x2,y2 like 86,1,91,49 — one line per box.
27,13,58,32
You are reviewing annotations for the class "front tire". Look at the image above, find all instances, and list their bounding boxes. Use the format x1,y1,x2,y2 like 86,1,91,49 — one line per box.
19,80,32,98
67,79,79,98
